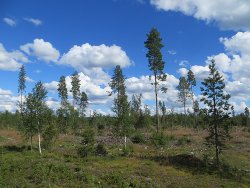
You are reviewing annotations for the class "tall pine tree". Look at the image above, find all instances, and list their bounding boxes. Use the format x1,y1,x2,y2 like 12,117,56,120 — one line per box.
144,28,167,132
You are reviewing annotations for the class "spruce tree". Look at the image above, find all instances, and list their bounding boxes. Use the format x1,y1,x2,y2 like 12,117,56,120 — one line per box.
109,65,131,148
144,27,167,132
159,101,166,125
200,59,231,166
18,65,26,115
177,76,190,115
130,94,142,128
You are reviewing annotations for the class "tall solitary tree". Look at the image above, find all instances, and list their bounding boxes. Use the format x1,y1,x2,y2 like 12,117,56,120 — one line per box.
200,59,231,166
109,65,131,148
18,65,26,115
177,76,190,115
144,27,167,132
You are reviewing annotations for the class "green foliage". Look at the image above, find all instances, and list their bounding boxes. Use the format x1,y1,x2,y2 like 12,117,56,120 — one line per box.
57,75,68,105
18,65,26,116
95,144,108,156
122,144,134,156
109,65,132,137
177,76,190,115
78,129,96,157
131,132,145,144
200,59,231,165
42,122,58,149
177,135,191,145
70,71,81,107
79,91,88,117
151,131,174,147
144,28,167,133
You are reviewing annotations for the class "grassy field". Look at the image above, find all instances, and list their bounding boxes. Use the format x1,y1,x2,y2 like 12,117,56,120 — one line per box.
0,127,250,187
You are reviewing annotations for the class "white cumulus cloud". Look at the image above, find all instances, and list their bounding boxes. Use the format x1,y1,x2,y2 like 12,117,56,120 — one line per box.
0,43,28,71
20,39,60,63
150,0,250,31
59,43,132,70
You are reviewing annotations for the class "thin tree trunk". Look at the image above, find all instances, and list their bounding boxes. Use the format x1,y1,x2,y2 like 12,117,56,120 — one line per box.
215,123,219,166
154,74,160,133
20,91,23,115
38,122,42,155
184,99,186,115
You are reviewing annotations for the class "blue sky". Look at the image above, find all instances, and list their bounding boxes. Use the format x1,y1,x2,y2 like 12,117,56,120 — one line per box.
1,0,250,114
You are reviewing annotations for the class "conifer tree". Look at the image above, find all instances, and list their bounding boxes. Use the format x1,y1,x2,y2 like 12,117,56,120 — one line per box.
144,27,167,132
70,71,81,109
57,76,69,133
58,76,68,106
79,91,88,117
193,100,200,128
159,101,166,125
200,59,231,166
70,71,81,130
18,65,26,115
177,76,190,115
244,107,249,127
109,65,131,148
130,94,142,128
187,70,196,109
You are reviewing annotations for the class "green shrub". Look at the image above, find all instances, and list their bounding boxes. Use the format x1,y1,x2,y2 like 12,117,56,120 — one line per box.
42,123,58,149
177,135,191,145
131,132,145,143
78,129,96,157
122,144,133,156
151,131,174,147
95,144,108,156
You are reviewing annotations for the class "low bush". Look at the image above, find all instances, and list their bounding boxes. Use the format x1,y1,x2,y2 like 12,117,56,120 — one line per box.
95,144,108,156
131,132,145,144
177,135,191,145
78,129,96,157
151,131,174,147
122,144,133,156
